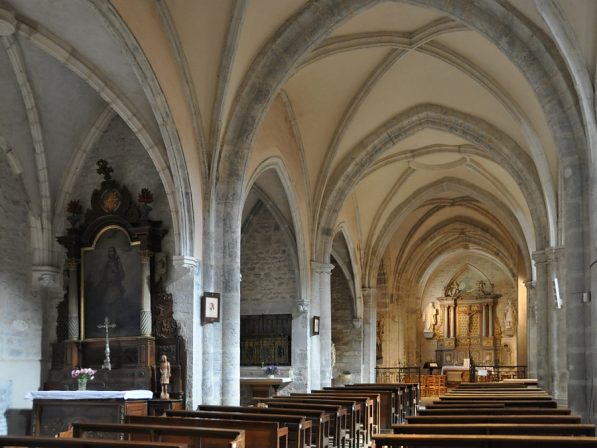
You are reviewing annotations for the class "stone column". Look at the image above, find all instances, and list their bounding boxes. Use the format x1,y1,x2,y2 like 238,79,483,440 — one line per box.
66,259,79,340
524,280,537,378
532,250,550,390
362,287,377,383
314,262,334,387
32,266,62,387
310,261,322,389
139,251,152,336
292,298,310,392
171,256,202,408
546,247,568,406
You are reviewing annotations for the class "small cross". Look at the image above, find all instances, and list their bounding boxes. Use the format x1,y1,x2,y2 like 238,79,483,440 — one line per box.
97,316,116,335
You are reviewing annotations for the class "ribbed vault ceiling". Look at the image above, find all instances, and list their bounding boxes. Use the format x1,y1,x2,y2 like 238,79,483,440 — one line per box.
1,0,595,292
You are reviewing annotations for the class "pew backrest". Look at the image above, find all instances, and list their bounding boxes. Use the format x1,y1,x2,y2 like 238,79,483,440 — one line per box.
72,422,244,448
0,436,188,448
127,415,288,448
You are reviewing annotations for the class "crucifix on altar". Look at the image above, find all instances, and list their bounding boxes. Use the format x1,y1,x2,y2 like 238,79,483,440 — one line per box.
98,316,116,371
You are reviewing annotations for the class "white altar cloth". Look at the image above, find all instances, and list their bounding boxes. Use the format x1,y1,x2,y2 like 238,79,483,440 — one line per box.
25,390,153,400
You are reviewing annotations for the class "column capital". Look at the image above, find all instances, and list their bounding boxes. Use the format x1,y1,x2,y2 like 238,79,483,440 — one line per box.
293,298,310,316
533,246,564,264
172,255,200,273
523,280,536,289
311,261,334,275
31,265,61,290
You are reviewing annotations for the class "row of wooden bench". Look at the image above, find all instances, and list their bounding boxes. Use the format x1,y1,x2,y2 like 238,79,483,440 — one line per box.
0,382,420,448
372,381,597,447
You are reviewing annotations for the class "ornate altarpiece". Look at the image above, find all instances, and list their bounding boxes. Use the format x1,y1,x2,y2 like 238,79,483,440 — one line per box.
46,160,185,397
435,280,502,366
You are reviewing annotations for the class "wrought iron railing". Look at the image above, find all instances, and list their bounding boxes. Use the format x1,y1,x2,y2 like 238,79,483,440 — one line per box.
375,365,527,384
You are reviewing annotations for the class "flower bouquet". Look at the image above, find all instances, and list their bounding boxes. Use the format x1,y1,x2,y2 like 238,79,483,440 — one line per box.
263,365,279,377
71,368,96,390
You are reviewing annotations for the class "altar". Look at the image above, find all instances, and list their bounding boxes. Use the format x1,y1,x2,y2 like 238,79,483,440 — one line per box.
440,365,469,383
26,390,153,436
240,377,292,405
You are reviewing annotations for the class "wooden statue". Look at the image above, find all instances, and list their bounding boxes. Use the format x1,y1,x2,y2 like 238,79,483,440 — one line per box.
159,355,171,399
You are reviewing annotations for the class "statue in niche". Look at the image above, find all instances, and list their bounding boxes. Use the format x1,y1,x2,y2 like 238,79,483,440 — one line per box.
503,299,516,331
422,302,437,338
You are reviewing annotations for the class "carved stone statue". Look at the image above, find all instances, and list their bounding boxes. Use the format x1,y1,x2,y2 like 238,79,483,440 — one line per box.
504,299,515,330
445,280,460,297
422,302,437,338
160,354,171,399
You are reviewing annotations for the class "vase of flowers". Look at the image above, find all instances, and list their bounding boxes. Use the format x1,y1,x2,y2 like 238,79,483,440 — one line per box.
71,368,96,391
263,365,279,378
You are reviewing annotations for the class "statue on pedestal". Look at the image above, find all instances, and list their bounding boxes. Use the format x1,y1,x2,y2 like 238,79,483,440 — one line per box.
422,302,437,339
160,355,171,399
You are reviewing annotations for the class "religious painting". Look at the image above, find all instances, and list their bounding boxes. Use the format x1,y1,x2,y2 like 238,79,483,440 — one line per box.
81,226,141,339
201,292,220,324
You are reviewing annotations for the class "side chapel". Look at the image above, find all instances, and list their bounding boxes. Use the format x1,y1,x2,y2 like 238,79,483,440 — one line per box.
48,160,184,396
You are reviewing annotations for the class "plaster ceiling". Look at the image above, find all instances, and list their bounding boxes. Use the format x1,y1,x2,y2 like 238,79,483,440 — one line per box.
0,0,594,291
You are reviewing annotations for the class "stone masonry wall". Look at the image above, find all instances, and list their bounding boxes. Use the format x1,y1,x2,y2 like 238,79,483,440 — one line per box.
240,203,303,393
70,115,174,254
331,260,362,384
241,205,298,310
0,152,38,413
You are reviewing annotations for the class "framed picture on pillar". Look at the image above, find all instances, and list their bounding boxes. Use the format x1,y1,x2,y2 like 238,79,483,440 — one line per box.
202,292,220,325
312,316,320,335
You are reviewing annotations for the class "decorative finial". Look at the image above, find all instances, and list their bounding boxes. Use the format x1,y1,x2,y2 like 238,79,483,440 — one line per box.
66,200,83,228
138,188,154,221
96,159,113,181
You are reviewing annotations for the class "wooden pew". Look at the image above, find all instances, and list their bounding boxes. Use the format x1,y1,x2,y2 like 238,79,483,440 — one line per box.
343,384,405,424
256,400,346,448
323,386,394,431
196,405,327,448
392,423,596,437
71,422,244,448
439,394,553,401
351,383,419,418
264,396,351,448
128,415,288,448
425,402,506,409
418,408,572,416
457,382,531,388
434,399,558,408
311,390,378,441
0,436,188,448
168,409,311,448
406,414,582,424
371,433,597,447
255,407,329,448
299,391,374,445
287,394,363,447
